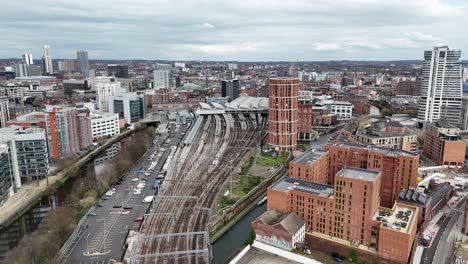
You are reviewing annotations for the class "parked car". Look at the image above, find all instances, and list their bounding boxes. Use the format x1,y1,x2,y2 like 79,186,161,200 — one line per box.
134,217,144,222
113,205,122,208
102,196,110,200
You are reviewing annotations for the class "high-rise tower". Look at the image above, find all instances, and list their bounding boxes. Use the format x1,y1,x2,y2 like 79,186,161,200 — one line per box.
267,77,299,151
43,45,53,74
77,50,89,77
418,46,463,127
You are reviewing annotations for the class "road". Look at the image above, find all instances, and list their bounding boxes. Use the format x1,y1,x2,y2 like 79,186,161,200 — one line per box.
60,121,189,264
421,198,466,264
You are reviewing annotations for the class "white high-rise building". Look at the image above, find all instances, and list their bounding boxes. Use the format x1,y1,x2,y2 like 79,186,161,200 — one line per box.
14,62,29,77
0,97,9,128
153,70,169,90
43,45,53,74
21,54,33,66
96,81,123,112
418,46,463,127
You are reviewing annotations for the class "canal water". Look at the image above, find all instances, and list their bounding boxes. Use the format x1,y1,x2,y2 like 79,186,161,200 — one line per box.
211,203,267,264
0,142,121,263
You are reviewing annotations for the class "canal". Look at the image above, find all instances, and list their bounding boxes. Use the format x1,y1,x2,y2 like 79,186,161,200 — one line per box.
211,203,267,264
0,141,122,263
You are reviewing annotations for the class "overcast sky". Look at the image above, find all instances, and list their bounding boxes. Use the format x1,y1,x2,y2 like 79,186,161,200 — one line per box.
1,0,467,61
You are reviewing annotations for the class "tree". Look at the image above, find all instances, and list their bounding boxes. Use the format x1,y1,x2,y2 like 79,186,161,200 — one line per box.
349,249,358,263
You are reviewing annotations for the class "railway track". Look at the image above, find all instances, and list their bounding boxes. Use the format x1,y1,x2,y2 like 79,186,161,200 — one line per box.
130,114,266,264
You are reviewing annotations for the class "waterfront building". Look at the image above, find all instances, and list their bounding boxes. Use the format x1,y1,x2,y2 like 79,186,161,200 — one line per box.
329,101,353,120
0,126,49,184
267,168,418,264
90,112,120,140
44,106,92,160
108,92,145,124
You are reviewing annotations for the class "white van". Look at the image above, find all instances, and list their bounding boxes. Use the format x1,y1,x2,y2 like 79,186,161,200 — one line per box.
142,195,154,203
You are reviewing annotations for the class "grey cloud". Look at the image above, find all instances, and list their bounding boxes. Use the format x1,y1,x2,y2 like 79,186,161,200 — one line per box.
0,0,466,60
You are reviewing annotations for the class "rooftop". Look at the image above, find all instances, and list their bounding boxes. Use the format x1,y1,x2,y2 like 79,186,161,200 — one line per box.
336,167,380,182
256,210,304,235
291,149,328,165
327,142,418,158
373,203,416,233
269,177,334,198
398,182,453,208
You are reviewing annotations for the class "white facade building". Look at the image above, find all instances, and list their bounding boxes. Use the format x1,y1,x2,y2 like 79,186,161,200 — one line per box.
330,101,353,119
21,54,33,66
418,46,463,127
153,70,169,89
90,112,120,140
0,97,9,128
43,45,53,74
95,81,123,112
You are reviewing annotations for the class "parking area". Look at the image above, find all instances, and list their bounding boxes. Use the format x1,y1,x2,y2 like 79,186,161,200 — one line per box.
62,121,189,264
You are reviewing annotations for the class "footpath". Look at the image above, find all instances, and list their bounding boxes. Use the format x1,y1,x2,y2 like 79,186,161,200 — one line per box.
0,130,133,228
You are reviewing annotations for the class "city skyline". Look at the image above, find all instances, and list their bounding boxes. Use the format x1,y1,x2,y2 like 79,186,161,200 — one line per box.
1,0,467,61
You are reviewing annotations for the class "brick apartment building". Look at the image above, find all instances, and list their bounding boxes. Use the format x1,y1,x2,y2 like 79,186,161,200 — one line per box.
298,99,313,141
423,121,466,167
324,143,419,208
396,80,420,96
268,77,299,151
353,131,418,152
44,106,93,160
288,143,419,208
267,168,418,264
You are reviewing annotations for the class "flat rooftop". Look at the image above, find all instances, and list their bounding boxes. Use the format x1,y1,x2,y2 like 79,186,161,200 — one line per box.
328,142,418,158
270,177,334,198
336,167,380,182
236,247,301,264
291,149,328,165
373,203,416,233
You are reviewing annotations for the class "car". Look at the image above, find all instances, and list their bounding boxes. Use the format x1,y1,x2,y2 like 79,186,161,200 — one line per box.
102,196,110,200
122,211,130,215
113,205,122,208
132,178,139,182
98,203,103,207
305,249,311,255
134,217,144,222
333,257,343,263
124,206,133,209
89,212,97,216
